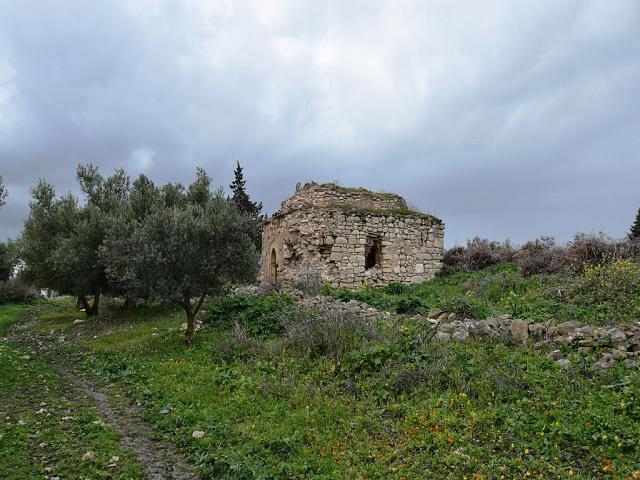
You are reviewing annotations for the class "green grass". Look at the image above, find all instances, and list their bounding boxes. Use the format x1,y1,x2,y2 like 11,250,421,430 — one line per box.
326,261,640,325
4,297,635,479
0,303,143,479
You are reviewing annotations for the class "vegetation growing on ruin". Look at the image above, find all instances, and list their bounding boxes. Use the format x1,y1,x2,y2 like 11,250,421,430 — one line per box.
317,182,404,199
328,204,442,221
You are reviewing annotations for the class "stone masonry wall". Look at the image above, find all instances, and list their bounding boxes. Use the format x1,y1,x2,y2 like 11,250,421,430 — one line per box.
280,182,408,213
261,206,444,288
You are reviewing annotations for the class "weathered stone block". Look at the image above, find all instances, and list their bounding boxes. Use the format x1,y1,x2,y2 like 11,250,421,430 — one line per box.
511,319,531,343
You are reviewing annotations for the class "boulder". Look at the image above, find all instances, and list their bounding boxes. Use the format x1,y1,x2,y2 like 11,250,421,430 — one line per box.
548,349,563,360
556,321,580,335
528,323,546,338
511,319,530,343
452,330,468,341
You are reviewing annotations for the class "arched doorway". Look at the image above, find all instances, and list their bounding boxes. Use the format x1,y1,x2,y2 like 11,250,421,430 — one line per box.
270,248,278,283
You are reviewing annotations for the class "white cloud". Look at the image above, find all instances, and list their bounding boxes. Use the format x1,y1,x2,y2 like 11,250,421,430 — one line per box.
0,0,639,244
129,147,156,173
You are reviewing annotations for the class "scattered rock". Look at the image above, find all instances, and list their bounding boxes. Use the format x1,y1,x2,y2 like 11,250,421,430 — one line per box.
592,355,614,372
556,358,571,369
83,451,94,461
73,319,85,325
610,330,627,343
511,319,530,343
556,321,580,335
192,431,205,439
529,323,546,338
548,350,563,360
452,330,468,341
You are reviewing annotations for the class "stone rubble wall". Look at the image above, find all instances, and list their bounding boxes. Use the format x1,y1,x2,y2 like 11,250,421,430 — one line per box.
261,207,444,287
296,291,640,373
279,182,408,213
233,286,640,373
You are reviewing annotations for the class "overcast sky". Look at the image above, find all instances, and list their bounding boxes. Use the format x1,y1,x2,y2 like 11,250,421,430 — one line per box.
1,0,639,246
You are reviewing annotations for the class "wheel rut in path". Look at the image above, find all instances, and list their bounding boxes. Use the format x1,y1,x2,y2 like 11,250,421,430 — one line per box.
8,326,201,480
57,363,202,480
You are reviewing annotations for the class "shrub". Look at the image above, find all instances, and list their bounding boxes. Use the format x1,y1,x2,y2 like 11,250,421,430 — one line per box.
515,236,566,276
439,292,490,319
443,238,514,272
205,293,296,338
0,280,40,304
282,308,378,361
570,259,640,323
612,237,640,262
292,261,324,296
566,232,616,272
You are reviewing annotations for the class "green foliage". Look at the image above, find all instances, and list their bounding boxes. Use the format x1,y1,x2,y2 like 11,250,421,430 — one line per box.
570,259,640,323
0,241,12,282
19,165,131,315
205,293,295,338
229,161,263,218
327,260,640,324
101,185,259,340
229,161,263,248
18,300,640,479
20,163,259,334
0,306,143,478
630,207,640,240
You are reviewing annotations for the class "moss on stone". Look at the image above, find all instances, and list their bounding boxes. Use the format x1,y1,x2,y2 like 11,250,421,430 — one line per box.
315,182,402,199
323,205,442,222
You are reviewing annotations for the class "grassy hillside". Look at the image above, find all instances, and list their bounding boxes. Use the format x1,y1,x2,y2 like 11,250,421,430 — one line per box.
327,260,640,325
0,302,143,479
4,290,639,479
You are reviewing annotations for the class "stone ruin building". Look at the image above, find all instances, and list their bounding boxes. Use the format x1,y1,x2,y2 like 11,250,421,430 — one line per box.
260,182,445,288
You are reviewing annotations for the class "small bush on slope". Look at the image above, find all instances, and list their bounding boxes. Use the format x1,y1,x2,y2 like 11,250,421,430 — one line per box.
204,292,296,338
570,259,640,323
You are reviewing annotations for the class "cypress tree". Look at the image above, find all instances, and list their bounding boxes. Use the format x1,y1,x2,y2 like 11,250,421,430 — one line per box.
0,175,7,208
229,162,263,248
229,162,263,217
630,208,640,240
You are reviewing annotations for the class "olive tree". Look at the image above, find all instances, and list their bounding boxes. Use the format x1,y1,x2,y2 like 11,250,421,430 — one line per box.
101,171,258,342
20,166,129,316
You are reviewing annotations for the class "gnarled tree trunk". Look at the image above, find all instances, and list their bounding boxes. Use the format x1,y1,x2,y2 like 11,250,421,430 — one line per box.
78,292,101,318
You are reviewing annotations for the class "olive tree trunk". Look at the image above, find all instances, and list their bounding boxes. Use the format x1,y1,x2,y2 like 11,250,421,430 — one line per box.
182,291,207,344
78,292,101,318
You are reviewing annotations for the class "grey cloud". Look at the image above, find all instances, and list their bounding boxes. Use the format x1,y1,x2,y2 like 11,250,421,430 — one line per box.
1,0,639,246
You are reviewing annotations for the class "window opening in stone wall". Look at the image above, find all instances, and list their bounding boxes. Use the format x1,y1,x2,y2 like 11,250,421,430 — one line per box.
270,248,278,283
365,237,381,270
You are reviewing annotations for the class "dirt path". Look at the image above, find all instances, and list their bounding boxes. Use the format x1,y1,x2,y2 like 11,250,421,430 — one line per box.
55,362,201,480
8,327,201,480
